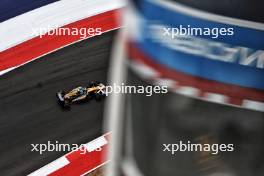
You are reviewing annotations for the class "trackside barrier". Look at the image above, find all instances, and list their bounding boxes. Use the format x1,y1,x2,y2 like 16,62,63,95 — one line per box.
128,43,264,112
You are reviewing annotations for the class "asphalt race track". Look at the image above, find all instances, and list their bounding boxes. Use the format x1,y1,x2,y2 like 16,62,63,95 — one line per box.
0,30,116,176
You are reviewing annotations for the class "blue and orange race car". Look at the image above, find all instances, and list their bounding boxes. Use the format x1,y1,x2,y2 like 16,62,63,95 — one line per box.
56,81,106,108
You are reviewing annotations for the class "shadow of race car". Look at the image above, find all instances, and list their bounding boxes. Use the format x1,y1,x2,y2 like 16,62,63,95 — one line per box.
56,81,106,108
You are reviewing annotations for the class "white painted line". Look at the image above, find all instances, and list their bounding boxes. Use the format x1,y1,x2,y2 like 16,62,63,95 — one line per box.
30,134,111,176
0,0,124,51
242,100,264,111
0,27,120,76
80,160,110,176
85,136,108,152
203,92,229,104
0,67,18,76
28,156,69,176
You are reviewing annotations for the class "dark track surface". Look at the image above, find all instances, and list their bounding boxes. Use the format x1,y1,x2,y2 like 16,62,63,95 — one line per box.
0,31,116,176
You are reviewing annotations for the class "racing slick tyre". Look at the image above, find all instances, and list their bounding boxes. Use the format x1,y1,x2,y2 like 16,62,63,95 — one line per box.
95,92,102,101
94,92,105,101
63,99,71,109
85,93,93,102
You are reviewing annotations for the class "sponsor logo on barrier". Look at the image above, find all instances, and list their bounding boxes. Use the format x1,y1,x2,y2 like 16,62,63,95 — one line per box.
139,0,264,50
149,24,264,69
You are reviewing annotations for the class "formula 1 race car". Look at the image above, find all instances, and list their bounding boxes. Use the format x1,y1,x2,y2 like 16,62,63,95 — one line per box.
56,81,106,108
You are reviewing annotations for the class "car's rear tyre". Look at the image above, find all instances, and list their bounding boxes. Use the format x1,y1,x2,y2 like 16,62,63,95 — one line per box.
95,92,103,101
63,99,71,109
